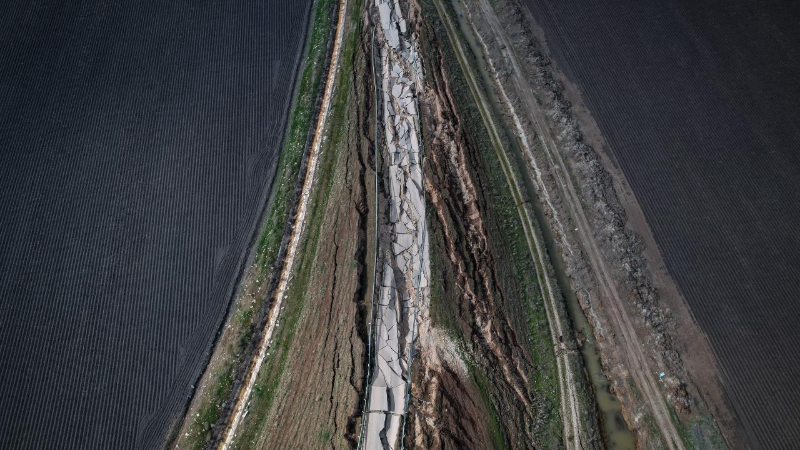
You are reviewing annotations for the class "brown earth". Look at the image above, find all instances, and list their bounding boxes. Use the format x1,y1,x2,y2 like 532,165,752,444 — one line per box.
246,13,375,449
402,1,601,447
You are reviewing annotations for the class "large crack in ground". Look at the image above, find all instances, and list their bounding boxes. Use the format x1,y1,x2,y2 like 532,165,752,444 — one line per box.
414,29,539,447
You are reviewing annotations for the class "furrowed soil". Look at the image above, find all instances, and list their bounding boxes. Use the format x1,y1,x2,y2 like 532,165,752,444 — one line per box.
0,1,312,448
220,1,371,448
405,0,603,448
517,0,800,448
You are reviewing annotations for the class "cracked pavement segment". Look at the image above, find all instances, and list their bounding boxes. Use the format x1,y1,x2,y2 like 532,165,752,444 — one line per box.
364,1,428,448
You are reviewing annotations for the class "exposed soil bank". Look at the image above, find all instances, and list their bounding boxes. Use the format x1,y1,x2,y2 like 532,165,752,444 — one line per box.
460,0,734,447
404,0,608,447
444,1,634,447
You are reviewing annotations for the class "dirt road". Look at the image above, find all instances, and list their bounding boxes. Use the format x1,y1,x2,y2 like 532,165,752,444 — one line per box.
468,0,686,448
216,0,349,447
430,0,586,447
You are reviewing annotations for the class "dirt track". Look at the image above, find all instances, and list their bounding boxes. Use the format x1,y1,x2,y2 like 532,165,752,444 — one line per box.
465,0,687,447
429,0,588,447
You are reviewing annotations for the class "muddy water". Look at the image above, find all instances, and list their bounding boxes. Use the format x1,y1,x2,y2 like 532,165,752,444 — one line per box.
447,1,636,447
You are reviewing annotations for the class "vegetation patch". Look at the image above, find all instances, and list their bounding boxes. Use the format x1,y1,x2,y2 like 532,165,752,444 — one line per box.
668,405,726,450
467,360,509,449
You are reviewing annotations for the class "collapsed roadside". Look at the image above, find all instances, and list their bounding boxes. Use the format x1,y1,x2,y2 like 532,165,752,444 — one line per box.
360,0,430,447
395,0,603,447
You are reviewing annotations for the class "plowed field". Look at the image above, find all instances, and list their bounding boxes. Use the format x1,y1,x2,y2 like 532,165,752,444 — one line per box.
0,1,312,448
522,0,800,447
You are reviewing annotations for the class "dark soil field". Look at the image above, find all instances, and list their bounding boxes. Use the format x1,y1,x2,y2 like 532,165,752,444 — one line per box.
0,0,312,448
521,0,800,447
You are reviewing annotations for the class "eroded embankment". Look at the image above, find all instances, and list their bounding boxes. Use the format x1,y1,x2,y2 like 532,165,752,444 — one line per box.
396,0,604,447
436,0,635,447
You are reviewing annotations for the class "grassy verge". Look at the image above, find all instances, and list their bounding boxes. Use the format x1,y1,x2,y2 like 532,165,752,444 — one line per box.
420,0,563,442
179,1,335,448
253,0,335,275
468,361,509,449
229,0,363,447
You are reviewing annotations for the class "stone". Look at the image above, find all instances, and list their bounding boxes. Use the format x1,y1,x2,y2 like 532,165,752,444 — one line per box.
392,83,403,98
406,100,416,115
378,3,392,32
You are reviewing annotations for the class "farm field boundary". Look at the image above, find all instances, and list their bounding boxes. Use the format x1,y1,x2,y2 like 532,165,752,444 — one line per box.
168,0,337,447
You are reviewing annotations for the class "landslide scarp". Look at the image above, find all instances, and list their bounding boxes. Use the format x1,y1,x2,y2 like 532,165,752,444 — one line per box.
400,0,601,447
